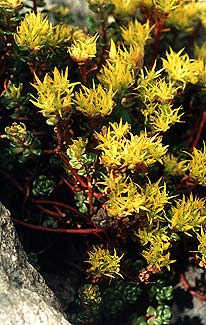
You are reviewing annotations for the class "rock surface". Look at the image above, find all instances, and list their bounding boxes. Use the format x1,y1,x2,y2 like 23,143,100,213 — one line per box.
0,202,73,325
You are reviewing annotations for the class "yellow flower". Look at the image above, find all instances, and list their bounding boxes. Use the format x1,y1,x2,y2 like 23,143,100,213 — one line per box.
167,2,206,32
121,19,153,48
163,154,188,177
142,239,174,271
99,172,147,218
148,102,183,133
170,194,206,234
141,179,172,222
68,33,99,64
111,0,139,16
153,0,182,13
162,48,202,87
31,67,79,125
188,143,206,186
95,120,168,170
196,227,206,265
75,81,116,118
14,12,53,51
98,56,135,92
0,0,23,9
51,24,73,46
109,39,144,70
86,246,123,278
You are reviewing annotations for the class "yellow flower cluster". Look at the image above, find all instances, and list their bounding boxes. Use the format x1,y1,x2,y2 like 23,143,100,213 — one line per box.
153,0,182,13
86,246,123,278
31,67,79,125
98,43,135,92
141,180,171,222
14,12,73,52
108,39,144,70
142,236,175,271
95,120,168,170
68,34,99,64
162,48,202,87
0,0,23,10
167,1,206,32
136,66,183,132
188,143,206,186
75,82,116,118
170,194,206,234
111,0,139,16
121,20,153,48
163,154,188,177
100,173,147,218
196,227,206,266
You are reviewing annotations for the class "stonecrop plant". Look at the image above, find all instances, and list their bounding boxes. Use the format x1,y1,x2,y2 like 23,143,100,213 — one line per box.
1,0,206,323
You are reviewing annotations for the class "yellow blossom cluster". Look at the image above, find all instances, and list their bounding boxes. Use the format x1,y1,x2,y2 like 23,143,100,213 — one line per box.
68,33,99,64
75,82,116,118
98,43,135,92
136,65,183,132
170,194,206,234
163,154,188,177
31,67,79,125
14,12,73,52
162,48,202,87
188,143,206,186
0,0,23,10
86,246,123,278
95,120,168,170
100,173,147,218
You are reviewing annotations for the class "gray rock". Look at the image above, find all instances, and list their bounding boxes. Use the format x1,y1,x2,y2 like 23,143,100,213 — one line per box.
0,202,73,325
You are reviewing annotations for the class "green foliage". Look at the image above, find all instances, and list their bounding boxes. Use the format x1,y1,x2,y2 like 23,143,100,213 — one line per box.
5,122,42,162
32,175,55,197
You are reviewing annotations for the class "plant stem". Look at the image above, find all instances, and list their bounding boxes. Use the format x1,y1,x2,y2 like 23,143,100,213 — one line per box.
150,19,164,69
32,199,88,219
180,272,206,301
192,111,206,149
87,175,94,215
58,152,88,188
13,218,105,234
36,204,66,218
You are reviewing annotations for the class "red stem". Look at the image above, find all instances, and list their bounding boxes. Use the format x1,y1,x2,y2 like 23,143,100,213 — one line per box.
150,20,164,69
87,175,94,215
78,64,87,85
57,152,88,188
36,204,66,218
62,177,76,192
13,218,105,234
180,273,206,301
32,199,88,219
192,111,206,149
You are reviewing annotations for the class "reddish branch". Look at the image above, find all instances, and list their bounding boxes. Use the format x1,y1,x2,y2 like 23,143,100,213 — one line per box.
150,19,165,69
87,175,94,215
13,218,105,234
192,111,206,149
58,152,88,188
180,273,206,301
36,204,66,218
32,199,88,219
